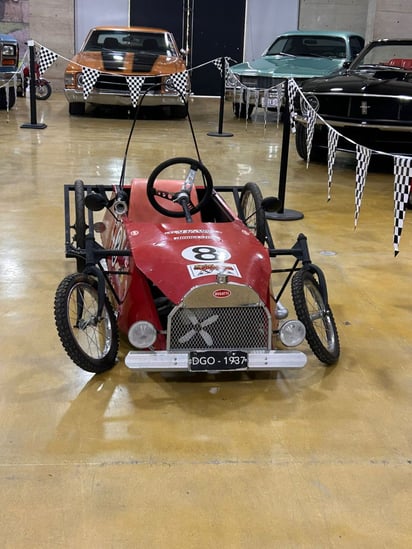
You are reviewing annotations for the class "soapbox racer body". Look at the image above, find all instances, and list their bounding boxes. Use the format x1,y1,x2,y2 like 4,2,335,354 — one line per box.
54,156,340,375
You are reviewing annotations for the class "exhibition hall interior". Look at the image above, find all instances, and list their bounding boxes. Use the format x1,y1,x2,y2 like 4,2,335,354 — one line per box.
0,1,411,547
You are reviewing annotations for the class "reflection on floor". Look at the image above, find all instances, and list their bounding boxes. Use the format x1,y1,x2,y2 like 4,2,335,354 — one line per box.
0,94,411,548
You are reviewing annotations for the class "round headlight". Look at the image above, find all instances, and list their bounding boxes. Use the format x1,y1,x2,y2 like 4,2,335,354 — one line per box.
300,93,320,116
128,321,157,349
279,320,306,347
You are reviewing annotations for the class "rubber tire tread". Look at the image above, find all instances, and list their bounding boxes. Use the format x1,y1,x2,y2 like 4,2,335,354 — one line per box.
295,121,326,163
36,82,52,100
74,179,86,272
240,182,266,244
54,273,119,373
291,269,340,365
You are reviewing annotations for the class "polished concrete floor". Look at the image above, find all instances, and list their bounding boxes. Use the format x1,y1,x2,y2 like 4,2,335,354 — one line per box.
1,93,411,548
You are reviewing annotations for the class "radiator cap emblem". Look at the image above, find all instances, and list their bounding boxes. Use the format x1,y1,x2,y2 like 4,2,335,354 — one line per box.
213,289,231,299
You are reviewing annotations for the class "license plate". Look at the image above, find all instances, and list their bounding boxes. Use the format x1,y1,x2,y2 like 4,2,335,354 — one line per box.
189,350,248,371
261,96,278,108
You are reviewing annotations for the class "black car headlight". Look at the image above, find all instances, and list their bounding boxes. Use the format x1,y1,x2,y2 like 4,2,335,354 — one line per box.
300,93,320,116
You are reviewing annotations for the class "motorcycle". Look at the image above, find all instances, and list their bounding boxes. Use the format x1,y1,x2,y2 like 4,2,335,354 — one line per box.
17,62,52,101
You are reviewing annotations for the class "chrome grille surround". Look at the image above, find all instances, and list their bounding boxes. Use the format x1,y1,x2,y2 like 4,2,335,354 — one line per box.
167,283,272,351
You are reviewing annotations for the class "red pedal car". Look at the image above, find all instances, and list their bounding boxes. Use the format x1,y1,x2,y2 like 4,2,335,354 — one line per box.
54,114,340,375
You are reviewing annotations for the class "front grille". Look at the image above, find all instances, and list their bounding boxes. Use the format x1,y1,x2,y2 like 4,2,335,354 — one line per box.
317,94,412,123
348,96,401,120
168,305,270,351
94,74,161,93
239,75,284,89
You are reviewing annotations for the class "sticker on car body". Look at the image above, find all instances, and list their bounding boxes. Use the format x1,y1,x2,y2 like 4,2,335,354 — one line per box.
187,263,241,279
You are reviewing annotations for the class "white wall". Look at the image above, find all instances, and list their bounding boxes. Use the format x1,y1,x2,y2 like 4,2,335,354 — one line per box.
298,0,369,36
75,0,130,49
244,0,299,60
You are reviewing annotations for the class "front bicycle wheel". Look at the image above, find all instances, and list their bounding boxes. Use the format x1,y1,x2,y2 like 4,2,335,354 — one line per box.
291,269,340,365
240,182,266,243
54,273,119,373
36,82,52,100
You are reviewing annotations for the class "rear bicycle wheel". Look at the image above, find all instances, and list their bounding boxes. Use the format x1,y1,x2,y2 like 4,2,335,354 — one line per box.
240,182,266,243
74,179,87,272
291,269,340,365
54,273,119,373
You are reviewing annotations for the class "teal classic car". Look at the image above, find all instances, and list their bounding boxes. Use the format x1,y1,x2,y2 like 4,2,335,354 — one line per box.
226,30,364,117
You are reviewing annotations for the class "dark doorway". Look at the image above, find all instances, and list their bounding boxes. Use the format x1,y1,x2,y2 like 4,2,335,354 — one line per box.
130,0,246,95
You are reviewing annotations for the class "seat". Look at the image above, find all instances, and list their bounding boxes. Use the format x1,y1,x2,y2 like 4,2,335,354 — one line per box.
128,178,201,223
388,58,412,69
103,37,120,50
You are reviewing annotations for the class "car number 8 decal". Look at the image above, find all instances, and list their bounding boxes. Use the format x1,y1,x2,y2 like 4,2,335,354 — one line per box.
182,245,231,262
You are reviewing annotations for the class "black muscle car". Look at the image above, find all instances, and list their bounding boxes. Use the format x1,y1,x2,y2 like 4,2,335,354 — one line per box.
295,39,412,161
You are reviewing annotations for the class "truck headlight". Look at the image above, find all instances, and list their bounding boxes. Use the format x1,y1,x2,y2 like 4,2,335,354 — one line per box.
2,45,16,56
300,93,320,116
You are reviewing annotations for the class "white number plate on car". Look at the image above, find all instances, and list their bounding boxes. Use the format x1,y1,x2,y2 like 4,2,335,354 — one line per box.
261,95,278,108
189,350,248,371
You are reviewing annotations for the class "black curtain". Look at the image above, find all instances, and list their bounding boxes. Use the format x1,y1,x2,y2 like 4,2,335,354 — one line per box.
130,0,245,95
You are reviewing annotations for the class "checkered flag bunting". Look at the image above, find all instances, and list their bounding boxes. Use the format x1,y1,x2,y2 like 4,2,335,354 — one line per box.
305,106,317,168
213,57,229,78
166,71,189,97
38,46,58,76
354,145,372,227
393,156,412,255
126,76,145,108
82,67,100,100
276,83,284,126
327,127,339,201
287,79,298,132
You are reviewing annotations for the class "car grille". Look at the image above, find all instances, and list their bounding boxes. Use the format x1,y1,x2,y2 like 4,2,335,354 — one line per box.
94,74,161,93
168,304,270,350
239,75,284,89
317,94,412,123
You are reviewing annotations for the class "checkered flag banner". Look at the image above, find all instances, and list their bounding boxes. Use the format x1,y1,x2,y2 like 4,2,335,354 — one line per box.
393,156,412,255
287,78,298,133
276,83,284,126
167,71,189,97
38,46,58,76
354,145,372,228
213,57,229,78
305,106,317,168
327,127,339,201
82,66,100,100
126,76,145,108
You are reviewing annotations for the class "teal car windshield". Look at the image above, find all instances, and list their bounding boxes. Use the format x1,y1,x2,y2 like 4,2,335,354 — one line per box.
266,35,347,59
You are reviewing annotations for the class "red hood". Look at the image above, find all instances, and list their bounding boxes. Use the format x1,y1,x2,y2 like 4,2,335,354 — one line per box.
124,219,271,304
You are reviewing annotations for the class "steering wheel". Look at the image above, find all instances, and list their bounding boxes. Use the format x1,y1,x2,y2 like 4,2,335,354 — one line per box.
146,157,214,219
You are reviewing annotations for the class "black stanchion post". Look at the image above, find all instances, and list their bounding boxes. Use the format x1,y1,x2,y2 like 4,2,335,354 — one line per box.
207,57,233,138
266,80,303,221
21,39,47,130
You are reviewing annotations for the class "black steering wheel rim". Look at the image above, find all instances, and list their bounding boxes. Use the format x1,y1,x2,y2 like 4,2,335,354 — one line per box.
146,157,214,218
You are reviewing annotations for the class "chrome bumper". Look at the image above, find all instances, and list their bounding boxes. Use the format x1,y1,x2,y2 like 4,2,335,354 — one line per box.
64,88,188,108
125,350,307,371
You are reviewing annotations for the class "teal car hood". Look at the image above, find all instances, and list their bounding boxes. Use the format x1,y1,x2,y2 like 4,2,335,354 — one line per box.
231,55,345,79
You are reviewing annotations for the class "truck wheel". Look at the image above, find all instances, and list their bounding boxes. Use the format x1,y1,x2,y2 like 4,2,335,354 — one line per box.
69,102,86,115
0,87,16,109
